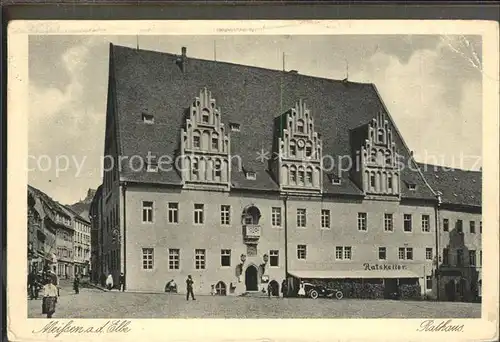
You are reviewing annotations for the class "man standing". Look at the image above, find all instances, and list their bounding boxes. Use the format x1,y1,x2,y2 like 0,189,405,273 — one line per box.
186,275,195,301
73,274,80,294
119,273,125,292
28,270,36,300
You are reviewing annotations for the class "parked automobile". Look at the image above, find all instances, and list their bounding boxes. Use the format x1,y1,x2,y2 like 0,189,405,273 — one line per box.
303,282,343,299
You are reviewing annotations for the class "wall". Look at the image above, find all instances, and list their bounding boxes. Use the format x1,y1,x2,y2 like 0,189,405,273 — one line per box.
437,207,482,301
124,186,286,294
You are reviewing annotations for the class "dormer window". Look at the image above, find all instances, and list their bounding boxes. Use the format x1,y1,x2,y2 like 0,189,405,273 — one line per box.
142,113,154,124
245,171,256,180
329,174,341,185
146,156,158,172
193,136,201,149
408,183,417,191
230,123,241,132
297,120,304,133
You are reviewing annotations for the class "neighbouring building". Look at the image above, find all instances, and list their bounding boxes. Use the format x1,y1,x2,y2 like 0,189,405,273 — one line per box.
90,185,103,284
27,185,67,275
65,206,92,277
93,44,481,300
418,164,482,302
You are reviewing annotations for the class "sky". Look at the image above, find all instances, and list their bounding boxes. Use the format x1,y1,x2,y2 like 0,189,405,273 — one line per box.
28,34,483,204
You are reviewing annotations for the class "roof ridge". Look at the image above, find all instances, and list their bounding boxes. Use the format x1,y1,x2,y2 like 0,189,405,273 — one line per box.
111,44,372,86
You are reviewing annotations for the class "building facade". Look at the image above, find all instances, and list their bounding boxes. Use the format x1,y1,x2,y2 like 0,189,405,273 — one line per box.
93,45,481,300
65,207,92,276
27,185,68,275
90,185,103,284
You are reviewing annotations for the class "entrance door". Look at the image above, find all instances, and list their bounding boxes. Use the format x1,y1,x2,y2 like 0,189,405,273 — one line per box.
245,265,258,291
384,278,399,299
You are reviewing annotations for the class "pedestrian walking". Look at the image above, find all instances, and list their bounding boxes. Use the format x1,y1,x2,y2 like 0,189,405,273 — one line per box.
73,274,80,294
281,279,288,298
210,284,215,296
186,275,195,301
267,283,272,298
106,273,114,291
48,270,60,297
298,281,306,297
28,270,36,300
41,277,58,318
119,273,125,292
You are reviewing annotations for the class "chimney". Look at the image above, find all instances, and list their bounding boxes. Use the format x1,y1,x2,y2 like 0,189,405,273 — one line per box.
176,46,188,73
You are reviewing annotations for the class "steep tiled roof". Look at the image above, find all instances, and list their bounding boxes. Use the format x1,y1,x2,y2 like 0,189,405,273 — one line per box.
416,163,481,208
109,44,435,200
28,185,69,217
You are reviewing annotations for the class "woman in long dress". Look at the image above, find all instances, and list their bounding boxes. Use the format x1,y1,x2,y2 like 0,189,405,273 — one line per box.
42,277,58,318
106,274,114,290
298,281,306,297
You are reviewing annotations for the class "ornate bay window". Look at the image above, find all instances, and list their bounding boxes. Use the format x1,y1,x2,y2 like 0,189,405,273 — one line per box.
179,88,231,191
271,100,323,195
349,111,400,197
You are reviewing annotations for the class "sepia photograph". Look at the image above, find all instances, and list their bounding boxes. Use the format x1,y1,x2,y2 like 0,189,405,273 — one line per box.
7,20,499,342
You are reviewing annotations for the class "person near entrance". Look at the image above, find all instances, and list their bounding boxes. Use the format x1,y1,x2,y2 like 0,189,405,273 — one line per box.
298,281,306,297
281,279,288,298
73,274,80,294
119,273,126,292
186,275,196,301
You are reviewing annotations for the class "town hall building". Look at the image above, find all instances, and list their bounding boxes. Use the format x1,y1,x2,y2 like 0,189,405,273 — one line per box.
93,44,481,301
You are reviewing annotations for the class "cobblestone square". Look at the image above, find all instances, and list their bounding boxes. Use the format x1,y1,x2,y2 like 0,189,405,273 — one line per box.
28,286,481,319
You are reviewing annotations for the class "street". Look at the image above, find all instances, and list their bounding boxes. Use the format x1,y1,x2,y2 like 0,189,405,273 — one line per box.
28,285,481,319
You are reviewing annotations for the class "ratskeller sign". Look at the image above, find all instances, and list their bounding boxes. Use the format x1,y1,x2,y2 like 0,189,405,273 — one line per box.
363,263,408,270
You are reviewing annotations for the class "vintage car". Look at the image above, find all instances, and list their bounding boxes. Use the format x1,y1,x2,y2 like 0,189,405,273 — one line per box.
303,282,343,299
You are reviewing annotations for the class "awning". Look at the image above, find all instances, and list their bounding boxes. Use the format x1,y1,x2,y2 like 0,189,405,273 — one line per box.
289,270,420,279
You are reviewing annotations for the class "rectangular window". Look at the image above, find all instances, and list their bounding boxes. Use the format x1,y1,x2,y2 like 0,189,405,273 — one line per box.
426,248,433,260
426,276,432,290
480,221,482,233
290,170,297,184
194,204,204,224
193,136,201,148
298,171,305,185
443,248,449,265
370,173,376,189
469,250,476,266
344,246,352,260
403,214,412,232
297,245,307,260
358,213,367,231
443,218,449,232
387,175,393,190
168,202,178,224
142,113,154,124
192,160,199,179
290,144,296,156
457,219,463,233
384,213,393,231
457,249,463,266
321,209,330,229
221,249,231,267
270,250,279,267
306,171,313,184
297,209,307,228
422,215,430,232
169,249,180,270
195,249,206,270
220,205,231,225
469,221,476,234
399,247,413,260
335,246,343,260
271,207,282,227
378,247,387,260
142,248,154,270
212,137,218,150
142,201,153,223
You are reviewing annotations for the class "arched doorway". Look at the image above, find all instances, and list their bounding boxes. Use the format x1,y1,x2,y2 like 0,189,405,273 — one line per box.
269,280,279,296
245,265,258,291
